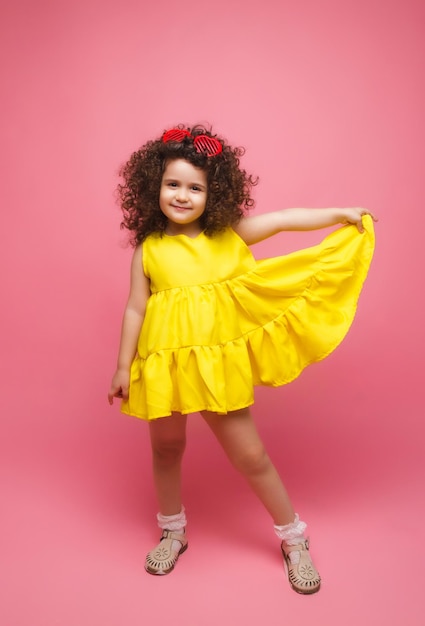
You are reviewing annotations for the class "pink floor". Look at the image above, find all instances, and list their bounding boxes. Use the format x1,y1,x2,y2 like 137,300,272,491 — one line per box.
2,380,424,626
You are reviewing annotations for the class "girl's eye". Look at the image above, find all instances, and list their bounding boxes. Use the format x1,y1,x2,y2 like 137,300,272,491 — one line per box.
168,182,177,187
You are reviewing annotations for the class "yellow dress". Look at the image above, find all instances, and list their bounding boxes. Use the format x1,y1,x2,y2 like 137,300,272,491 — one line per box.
122,216,375,420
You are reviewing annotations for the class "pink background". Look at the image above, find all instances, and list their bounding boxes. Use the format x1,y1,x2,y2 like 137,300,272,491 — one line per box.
1,0,424,624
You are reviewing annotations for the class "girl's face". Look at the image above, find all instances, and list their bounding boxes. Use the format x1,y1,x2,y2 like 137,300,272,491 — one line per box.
159,159,208,236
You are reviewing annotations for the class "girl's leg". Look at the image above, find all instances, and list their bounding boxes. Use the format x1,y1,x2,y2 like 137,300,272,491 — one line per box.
149,412,187,515
202,407,321,593
201,407,294,525
145,413,188,576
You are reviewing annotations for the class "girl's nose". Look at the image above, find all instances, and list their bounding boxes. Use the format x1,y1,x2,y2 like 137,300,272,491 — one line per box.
176,187,188,202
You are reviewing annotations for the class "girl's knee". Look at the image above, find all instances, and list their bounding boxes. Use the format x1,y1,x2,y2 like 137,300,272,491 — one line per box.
149,413,187,465
151,436,186,465
232,444,270,476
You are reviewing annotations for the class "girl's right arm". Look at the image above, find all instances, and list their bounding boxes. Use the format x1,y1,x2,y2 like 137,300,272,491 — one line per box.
108,245,151,404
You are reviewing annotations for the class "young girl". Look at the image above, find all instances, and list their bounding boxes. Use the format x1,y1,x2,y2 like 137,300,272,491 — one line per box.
108,125,375,594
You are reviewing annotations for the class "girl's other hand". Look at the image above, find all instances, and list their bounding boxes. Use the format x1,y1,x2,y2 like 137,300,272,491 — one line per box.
342,208,378,232
108,369,130,404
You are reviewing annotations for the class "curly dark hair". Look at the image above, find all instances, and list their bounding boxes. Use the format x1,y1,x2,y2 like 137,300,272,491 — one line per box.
117,124,258,245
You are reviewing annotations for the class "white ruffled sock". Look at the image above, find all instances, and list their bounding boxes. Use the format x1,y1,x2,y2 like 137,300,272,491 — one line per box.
157,507,187,553
274,514,307,565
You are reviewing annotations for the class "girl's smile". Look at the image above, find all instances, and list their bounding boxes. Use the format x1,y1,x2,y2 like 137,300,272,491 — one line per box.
159,159,207,236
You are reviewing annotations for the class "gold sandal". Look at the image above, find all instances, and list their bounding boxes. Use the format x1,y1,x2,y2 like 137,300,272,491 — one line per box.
145,530,188,576
281,538,321,594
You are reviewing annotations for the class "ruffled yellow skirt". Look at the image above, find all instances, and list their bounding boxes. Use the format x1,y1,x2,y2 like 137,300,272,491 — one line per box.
122,217,374,420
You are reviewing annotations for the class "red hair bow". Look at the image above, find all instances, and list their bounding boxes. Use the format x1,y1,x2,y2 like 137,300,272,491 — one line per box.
162,128,222,157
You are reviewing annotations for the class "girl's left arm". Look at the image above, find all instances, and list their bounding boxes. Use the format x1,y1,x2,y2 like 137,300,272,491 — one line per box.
233,207,377,246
